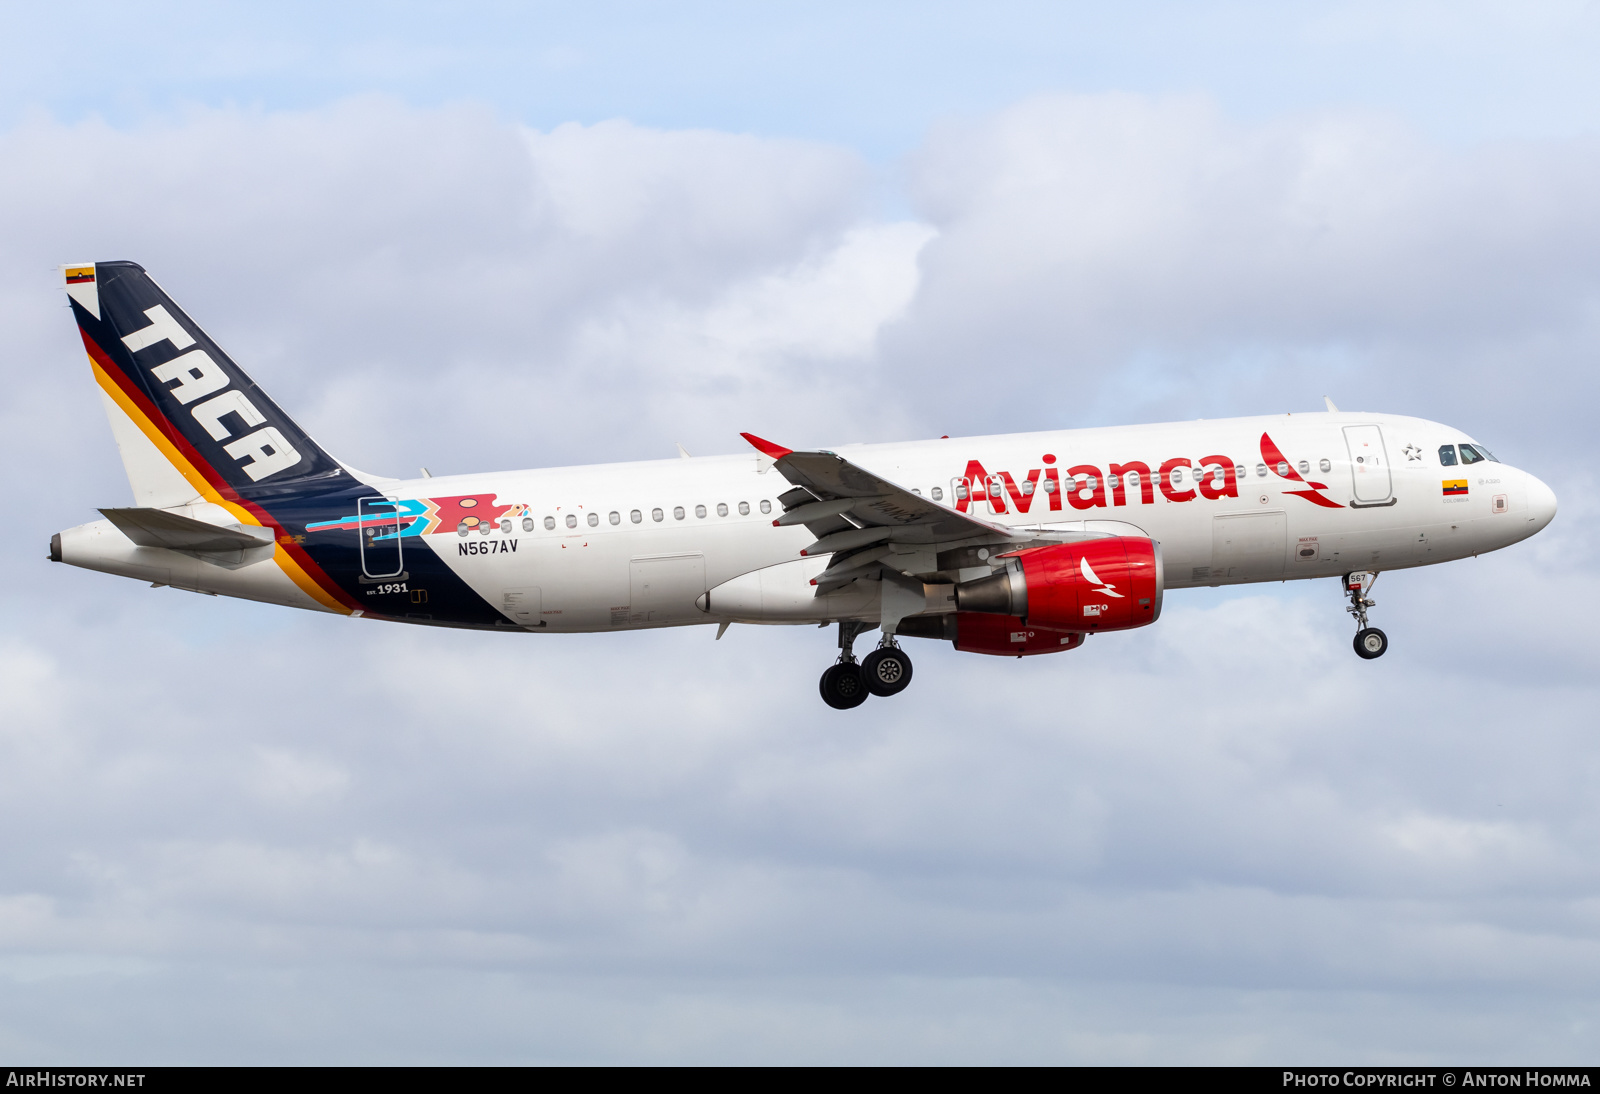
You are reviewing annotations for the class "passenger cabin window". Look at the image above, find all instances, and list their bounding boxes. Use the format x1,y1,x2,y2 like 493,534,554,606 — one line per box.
1319,459,1331,473
716,502,729,517
1439,444,1458,466
695,504,707,518
931,486,943,501
523,517,535,532
500,519,512,533
609,511,620,525
759,500,772,514
544,516,556,530
652,508,664,522
565,514,577,529
587,512,599,527
631,510,642,524
738,501,750,515
674,506,685,520
1255,464,1267,477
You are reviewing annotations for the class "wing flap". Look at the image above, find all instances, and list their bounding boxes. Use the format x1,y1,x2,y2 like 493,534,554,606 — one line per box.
741,433,1012,544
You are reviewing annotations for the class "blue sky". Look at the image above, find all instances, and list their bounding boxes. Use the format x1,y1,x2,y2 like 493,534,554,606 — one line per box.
3,0,1600,1064
11,2,1600,150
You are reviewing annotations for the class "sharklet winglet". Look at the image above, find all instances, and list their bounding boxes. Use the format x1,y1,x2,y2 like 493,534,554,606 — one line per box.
740,432,793,460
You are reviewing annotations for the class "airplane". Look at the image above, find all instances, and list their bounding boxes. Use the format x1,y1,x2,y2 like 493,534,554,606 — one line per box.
50,261,1559,709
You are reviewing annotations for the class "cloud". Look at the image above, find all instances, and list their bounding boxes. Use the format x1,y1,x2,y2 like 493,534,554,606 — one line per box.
1,98,921,481
893,93,1600,449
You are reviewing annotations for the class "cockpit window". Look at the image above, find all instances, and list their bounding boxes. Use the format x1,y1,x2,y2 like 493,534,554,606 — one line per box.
1458,443,1498,465
1468,443,1498,462
1438,444,1457,466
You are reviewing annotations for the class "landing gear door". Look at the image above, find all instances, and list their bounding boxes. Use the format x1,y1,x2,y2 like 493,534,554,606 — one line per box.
630,554,707,623
1343,425,1394,507
357,496,404,579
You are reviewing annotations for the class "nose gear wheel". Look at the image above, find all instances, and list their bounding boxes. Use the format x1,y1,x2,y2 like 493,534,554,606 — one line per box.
1354,627,1388,659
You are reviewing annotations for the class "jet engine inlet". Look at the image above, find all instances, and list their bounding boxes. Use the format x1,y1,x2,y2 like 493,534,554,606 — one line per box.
49,533,61,563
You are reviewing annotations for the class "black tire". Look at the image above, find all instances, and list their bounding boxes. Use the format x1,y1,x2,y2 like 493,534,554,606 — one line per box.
860,647,913,697
1354,627,1388,660
820,662,869,709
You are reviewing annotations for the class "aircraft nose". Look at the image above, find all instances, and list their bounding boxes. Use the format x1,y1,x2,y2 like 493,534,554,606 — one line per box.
1525,472,1558,530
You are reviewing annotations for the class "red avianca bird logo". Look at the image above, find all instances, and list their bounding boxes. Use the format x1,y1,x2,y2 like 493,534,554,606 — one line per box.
1260,432,1342,508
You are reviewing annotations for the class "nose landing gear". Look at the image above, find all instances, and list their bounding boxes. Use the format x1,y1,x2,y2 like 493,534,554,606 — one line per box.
819,621,914,708
1345,571,1388,660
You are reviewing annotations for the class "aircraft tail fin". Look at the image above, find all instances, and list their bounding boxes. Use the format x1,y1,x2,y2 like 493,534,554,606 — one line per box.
64,261,349,508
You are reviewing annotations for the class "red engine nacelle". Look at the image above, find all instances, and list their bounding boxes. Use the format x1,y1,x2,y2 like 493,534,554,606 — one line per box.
953,536,1164,633
954,613,1085,656
897,612,1085,657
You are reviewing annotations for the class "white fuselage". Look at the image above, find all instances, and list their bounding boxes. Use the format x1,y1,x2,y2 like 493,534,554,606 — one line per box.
58,411,1557,632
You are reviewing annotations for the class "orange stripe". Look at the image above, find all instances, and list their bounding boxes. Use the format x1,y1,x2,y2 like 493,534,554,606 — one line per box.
88,355,353,615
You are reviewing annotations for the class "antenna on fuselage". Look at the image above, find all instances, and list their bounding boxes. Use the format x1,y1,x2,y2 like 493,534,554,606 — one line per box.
676,443,692,459
1323,396,1340,413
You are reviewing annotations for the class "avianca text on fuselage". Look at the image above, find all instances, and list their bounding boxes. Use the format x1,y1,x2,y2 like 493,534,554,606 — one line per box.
49,260,1560,709
953,433,1342,516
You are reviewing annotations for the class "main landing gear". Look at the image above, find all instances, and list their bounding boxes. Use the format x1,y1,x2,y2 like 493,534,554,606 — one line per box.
1344,571,1389,660
820,621,914,709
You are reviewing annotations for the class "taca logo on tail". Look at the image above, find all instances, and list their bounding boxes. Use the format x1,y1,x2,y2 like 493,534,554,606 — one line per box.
65,261,344,493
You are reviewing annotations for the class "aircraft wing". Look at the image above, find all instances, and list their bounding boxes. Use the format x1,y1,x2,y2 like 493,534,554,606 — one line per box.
740,432,1016,553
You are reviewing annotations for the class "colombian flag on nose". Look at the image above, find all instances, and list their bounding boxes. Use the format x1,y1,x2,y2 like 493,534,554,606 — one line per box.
1443,479,1469,496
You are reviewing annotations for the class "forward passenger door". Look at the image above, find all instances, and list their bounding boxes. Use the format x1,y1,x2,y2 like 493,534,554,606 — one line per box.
1344,425,1394,507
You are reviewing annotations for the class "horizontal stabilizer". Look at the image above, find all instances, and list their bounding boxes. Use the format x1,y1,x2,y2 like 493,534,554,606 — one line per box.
100,507,276,552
